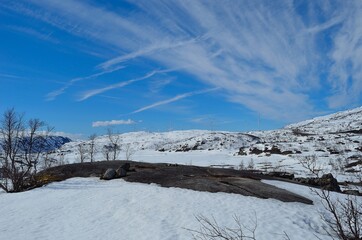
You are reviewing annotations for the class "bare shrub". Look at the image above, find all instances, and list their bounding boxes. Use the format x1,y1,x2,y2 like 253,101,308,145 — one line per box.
314,189,362,240
297,155,322,177
187,214,257,240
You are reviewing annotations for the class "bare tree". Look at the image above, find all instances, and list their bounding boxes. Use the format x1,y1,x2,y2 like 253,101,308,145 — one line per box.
247,159,255,170
88,134,97,162
107,128,121,161
77,143,88,163
124,143,135,161
102,145,111,161
297,155,322,177
0,108,52,192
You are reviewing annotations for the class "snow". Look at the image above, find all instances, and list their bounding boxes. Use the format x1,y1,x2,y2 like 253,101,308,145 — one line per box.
0,177,334,240
1,107,362,239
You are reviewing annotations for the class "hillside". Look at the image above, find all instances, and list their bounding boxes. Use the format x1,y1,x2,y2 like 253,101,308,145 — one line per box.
48,107,362,182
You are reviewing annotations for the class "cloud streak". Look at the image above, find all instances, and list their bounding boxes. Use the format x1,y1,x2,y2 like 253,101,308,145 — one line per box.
92,119,136,127
132,88,219,114
8,0,362,122
78,69,172,101
46,66,125,101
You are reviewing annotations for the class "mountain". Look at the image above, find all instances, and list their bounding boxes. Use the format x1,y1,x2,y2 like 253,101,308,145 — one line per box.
52,107,362,176
285,107,362,134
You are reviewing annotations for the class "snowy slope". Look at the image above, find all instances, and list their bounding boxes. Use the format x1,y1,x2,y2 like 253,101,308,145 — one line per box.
286,106,362,134
0,177,339,240
46,106,362,181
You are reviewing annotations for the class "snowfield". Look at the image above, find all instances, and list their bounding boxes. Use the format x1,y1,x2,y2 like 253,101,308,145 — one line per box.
0,177,341,240
1,107,361,239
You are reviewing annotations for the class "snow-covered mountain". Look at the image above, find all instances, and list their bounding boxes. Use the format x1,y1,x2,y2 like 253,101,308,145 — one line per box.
51,106,362,179
285,106,362,134
0,135,71,153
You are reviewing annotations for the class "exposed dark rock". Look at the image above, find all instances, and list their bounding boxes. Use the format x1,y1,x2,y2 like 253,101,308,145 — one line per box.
176,144,191,152
237,147,247,156
116,167,127,178
268,171,294,180
120,163,131,172
343,190,361,196
268,146,282,154
294,173,341,192
250,147,263,155
36,161,313,204
281,150,293,155
328,149,340,154
101,168,116,180
319,173,341,192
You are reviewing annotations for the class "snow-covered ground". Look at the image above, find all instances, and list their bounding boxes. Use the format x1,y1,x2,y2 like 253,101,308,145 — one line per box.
1,107,361,239
47,107,361,182
0,177,349,240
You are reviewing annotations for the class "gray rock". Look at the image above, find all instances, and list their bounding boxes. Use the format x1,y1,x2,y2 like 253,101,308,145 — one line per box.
343,189,361,196
320,173,341,192
120,163,131,171
101,168,116,180
116,167,127,178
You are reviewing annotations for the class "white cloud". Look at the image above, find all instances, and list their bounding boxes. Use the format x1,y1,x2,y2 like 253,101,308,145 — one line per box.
78,69,172,101
132,88,218,114
9,0,362,121
92,119,136,127
46,66,125,101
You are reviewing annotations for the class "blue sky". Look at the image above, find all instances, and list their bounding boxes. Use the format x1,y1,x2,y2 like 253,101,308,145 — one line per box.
0,0,361,138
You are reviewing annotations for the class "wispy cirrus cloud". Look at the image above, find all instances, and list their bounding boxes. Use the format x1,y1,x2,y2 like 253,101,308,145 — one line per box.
78,69,172,101
6,0,362,122
46,66,125,101
92,119,136,127
132,88,219,114
7,25,60,44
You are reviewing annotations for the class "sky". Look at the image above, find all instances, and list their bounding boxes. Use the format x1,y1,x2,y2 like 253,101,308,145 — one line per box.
0,0,361,138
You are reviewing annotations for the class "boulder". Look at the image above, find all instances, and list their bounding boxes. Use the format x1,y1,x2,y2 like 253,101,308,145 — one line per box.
101,168,116,180
319,173,341,192
120,163,131,171
237,148,247,156
116,167,127,178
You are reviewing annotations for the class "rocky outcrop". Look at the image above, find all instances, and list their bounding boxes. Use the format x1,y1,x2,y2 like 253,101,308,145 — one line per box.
101,163,131,180
294,173,341,192
101,168,117,180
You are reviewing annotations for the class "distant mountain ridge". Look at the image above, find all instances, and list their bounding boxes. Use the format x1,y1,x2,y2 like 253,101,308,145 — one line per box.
285,107,362,134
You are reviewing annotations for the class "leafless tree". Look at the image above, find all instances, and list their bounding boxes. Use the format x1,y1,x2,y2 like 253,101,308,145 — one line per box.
102,145,111,161
0,108,52,192
43,151,57,169
107,128,121,161
88,134,97,162
77,143,88,163
124,143,135,161
297,155,322,177
247,159,254,170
